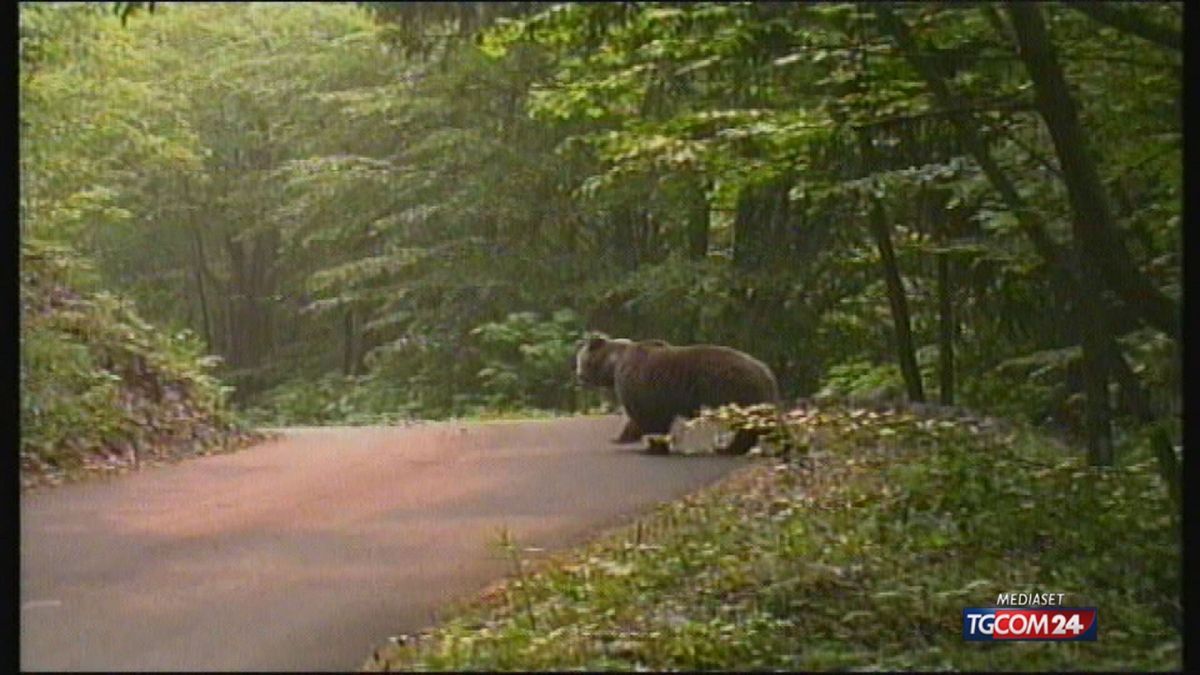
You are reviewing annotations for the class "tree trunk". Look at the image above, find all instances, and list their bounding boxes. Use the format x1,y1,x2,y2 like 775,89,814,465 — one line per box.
191,229,214,351
1006,4,1179,339
1078,292,1115,466
223,229,278,373
1067,3,1181,51
876,4,1170,461
1102,336,1178,503
926,188,956,406
682,174,710,342
254,228,278,363
611,208,639,272
343,306,359,376
1007,2,1174,464
867,197,925,403
685,176,710,260
733,178,789,271
937,251,954,406
876,5,1178,340
223,235,249,369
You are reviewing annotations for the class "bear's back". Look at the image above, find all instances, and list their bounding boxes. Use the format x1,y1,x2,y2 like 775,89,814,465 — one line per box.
615,343,778,432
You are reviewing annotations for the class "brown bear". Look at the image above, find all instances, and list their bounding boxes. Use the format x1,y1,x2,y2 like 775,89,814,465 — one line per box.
575,335,787,454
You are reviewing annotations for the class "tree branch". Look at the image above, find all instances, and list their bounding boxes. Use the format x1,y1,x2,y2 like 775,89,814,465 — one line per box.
1007,4,1180,339
1069,3,1181,52
875,4,1179,340
873,5,1068,268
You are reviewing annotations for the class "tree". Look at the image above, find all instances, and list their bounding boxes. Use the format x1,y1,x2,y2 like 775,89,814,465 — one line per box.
21,2,1179,462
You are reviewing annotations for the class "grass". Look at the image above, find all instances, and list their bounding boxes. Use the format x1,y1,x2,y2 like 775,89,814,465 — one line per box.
363,405,1181,671
447,408,586,423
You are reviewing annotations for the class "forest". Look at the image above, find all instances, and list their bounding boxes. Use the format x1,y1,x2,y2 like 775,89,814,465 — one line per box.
18,2,1183,670
20,1,1180,476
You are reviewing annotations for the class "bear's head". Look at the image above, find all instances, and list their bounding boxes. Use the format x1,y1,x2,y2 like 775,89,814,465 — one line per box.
575,335,632,388
576,335,671,387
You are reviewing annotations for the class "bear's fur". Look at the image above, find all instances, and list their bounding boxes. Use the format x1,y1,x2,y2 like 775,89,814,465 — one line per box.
575,336,782,454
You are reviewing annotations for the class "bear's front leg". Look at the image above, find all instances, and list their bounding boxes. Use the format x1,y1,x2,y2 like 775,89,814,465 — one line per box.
717,428,759,455
613,417,643,444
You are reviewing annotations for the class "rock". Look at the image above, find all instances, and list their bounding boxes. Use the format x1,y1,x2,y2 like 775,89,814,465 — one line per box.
668,417,734,455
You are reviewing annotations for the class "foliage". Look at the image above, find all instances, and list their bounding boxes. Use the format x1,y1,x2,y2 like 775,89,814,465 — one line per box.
241,373,418,428
366,406,1180,671
19,3,1181,454
814,360,907,404
245,308,606,426
20,238,255,488
471,309,587,412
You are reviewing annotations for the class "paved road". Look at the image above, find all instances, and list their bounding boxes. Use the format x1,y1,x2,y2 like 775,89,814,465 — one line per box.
20,416,746,671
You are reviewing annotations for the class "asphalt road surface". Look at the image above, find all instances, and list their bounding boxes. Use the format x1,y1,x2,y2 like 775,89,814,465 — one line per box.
20,416,746,671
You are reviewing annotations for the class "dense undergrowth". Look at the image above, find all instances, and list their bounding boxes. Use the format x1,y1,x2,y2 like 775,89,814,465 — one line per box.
243,309,611,426
365,405,1180,671
20,239,259,489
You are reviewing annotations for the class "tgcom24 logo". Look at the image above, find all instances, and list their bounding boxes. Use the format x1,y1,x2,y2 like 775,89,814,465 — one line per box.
962,607,1098,642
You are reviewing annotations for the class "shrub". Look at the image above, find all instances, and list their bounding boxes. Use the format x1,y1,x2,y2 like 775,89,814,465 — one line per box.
471,309,588,412
20,238,251,487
